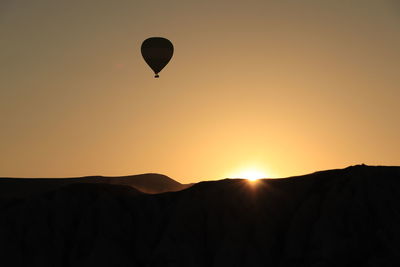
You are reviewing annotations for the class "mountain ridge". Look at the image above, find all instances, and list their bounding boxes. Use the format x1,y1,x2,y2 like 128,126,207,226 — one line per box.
0,165,399,266
0,173,189,197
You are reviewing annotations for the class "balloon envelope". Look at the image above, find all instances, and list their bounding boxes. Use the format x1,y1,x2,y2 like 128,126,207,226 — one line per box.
141,37,174,78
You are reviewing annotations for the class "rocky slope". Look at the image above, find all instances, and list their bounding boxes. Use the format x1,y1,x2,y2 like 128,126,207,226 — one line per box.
0,165,399,266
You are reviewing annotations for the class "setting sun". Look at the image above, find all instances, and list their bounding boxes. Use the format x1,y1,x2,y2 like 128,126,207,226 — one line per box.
227,168,269,181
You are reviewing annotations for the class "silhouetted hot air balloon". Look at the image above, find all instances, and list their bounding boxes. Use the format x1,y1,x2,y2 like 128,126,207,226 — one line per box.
141,37,174,78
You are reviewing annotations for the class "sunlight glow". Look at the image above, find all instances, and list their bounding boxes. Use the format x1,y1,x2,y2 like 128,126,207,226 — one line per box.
228,168,269,181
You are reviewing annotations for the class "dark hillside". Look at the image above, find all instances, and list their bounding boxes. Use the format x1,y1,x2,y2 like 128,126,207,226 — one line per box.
0,173,188,197
0,165,399,266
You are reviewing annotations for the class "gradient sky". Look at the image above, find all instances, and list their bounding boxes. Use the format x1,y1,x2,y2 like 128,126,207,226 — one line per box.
1,0,399,183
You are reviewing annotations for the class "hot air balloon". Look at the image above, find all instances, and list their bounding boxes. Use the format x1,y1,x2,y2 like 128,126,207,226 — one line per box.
141,37,174,78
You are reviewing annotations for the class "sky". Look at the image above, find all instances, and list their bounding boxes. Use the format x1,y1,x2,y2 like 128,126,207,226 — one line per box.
1,0,399,183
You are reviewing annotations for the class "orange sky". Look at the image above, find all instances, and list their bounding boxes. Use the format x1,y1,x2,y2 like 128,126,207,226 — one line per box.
1,1,399,183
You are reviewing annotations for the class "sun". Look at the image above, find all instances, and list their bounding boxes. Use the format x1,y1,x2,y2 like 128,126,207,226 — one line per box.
228,168,268,181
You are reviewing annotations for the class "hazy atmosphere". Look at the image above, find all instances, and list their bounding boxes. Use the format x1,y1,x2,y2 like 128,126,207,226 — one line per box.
1,0,399,183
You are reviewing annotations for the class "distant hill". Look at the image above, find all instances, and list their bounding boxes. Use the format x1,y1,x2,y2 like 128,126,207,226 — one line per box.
0,173,189,197
0,165,399,266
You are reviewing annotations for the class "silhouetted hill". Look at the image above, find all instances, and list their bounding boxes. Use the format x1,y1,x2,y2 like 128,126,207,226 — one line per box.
0,165,399,266
0,173,188,197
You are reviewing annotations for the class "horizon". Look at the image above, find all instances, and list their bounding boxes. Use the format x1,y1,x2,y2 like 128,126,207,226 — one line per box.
0,163,389,184
1,1,399,184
